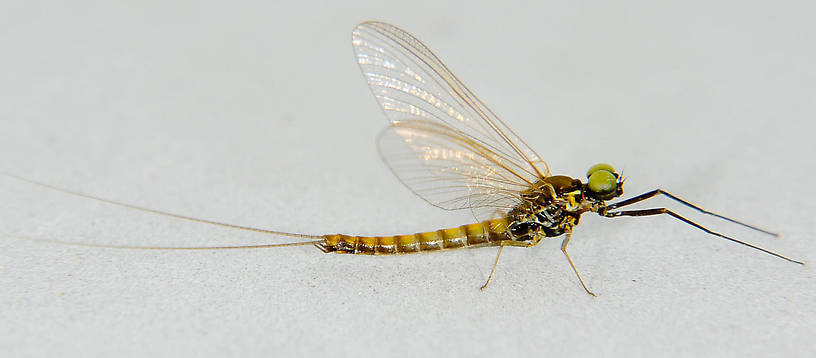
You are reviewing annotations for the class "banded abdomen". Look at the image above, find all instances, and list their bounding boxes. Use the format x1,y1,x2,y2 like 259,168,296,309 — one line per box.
317,218,509,255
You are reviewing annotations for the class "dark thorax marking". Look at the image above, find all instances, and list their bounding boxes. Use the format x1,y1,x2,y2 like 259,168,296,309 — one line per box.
506,175,587,242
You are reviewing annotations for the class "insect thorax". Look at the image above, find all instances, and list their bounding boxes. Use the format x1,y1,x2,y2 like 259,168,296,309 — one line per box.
506,176,587,242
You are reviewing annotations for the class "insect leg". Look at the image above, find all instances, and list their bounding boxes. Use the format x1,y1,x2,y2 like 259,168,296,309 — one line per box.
561,231,597,297
480,244,505,291
606,189,777,237
480,240,528,291
605,208,804,265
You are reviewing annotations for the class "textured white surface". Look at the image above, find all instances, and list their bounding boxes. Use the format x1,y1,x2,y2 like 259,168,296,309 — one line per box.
1,1,814,357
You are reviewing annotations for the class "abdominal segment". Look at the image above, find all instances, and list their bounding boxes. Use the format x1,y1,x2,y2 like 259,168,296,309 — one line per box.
317,218,510,255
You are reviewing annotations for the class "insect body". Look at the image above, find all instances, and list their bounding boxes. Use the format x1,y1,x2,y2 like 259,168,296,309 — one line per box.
318,218,509,255
314,159,630,294
5,21,803,296
319,168,618,256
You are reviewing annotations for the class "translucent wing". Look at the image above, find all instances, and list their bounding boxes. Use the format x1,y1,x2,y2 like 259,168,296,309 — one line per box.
378,120,529,215
353,21,549,215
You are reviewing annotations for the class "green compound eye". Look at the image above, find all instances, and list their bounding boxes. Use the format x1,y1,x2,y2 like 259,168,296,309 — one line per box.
588,170,617,194
586,163,616,179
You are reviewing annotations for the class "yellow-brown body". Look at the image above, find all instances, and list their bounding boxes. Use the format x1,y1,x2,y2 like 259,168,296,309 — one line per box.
316,175,600,256
317,218,510,255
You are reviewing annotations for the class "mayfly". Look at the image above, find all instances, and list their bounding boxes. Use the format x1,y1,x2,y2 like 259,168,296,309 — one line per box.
4,21,803,296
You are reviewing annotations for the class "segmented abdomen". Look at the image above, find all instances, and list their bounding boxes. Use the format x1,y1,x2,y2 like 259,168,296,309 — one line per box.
317,218,509,255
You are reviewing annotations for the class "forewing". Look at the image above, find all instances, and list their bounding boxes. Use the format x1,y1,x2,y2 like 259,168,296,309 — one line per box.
352,21,550,181
378,120,527,215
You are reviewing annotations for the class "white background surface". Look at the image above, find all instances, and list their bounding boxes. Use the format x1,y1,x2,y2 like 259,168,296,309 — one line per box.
1,1,814,357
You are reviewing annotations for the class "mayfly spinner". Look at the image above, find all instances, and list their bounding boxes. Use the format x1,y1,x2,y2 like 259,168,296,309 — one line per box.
5,21,803,296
